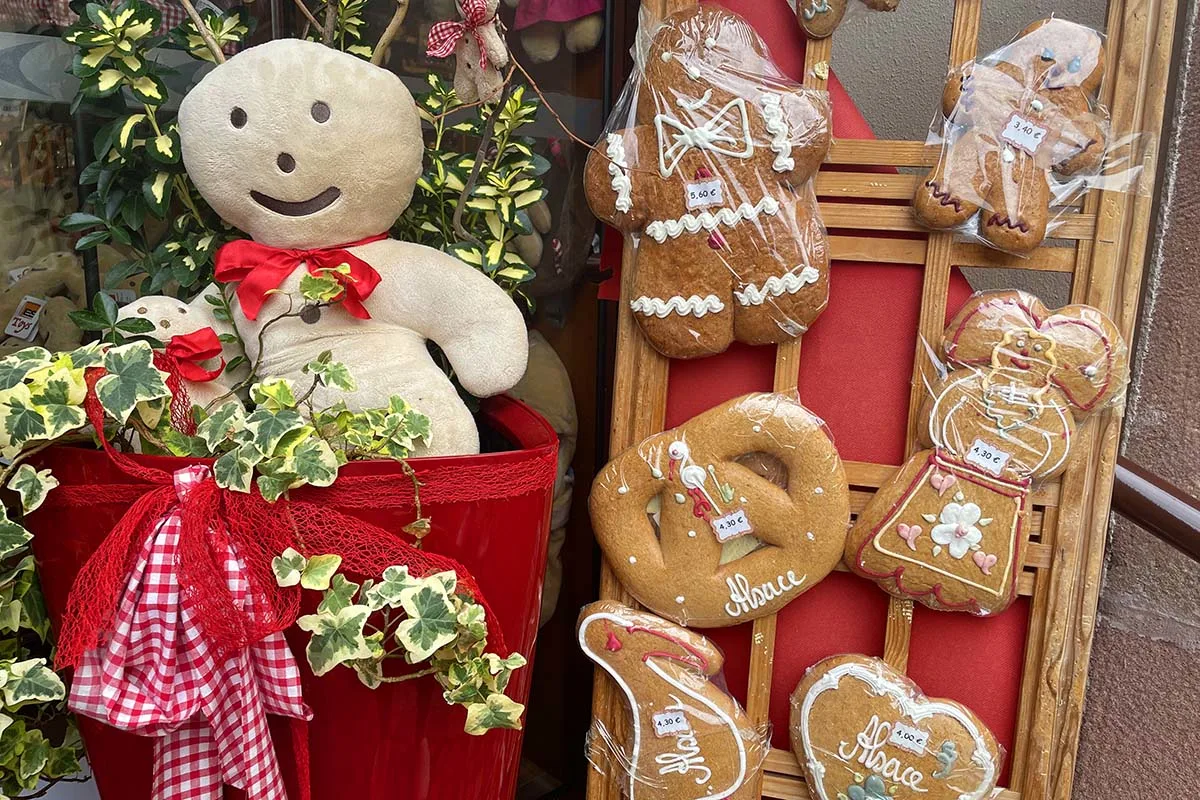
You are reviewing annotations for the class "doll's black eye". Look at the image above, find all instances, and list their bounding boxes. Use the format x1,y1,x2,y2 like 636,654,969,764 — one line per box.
230,107,247,128
311,101,331,123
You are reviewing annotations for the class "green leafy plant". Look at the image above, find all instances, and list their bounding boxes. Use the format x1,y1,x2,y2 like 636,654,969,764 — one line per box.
60,0,251,296
303,0,374,59
281,556,526,735
396,75,549,309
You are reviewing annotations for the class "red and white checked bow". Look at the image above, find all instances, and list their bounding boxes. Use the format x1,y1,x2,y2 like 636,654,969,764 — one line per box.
69,466,311,800
426,0,497,69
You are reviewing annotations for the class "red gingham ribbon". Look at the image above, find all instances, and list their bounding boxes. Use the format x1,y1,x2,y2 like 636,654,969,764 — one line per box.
426,0,497,69
69,466,311,800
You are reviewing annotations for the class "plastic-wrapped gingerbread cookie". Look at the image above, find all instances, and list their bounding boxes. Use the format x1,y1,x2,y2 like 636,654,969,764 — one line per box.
797,0,900,40
579,601,768,800
914,18,1111,253
844,290,1128,615
585,5,831,359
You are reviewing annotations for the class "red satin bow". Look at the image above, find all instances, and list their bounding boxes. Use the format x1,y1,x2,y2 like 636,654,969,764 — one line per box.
214,234,387,321
426,0,496,69
165,327,225,383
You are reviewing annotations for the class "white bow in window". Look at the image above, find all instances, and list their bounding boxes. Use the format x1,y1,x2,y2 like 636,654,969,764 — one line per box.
654,97,754,178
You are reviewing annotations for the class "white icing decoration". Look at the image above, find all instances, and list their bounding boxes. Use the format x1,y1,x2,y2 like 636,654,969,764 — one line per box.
661,51,672,62
752,424,762,432
735,266,821,306
678,89,712,112
1031,98,1045,112
685,63,702,80
605,134,633,213
838,716,926,790
676,596,686,604
629,556,638,564
618,485,629,495
654,98,754,178
705,36,717,47
688,530,697,538
651,467,664,479
806,531,815,541
1002,147,1016,163
814,487,824,495
578,611,749,800
674,493,687,504
724,571,805,617
798,661,997,800
645,197,781,243
760,93,795,172
631,294,726,319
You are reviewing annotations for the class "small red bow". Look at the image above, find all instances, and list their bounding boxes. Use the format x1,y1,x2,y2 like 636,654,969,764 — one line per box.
426,0,497,69
165,327,225,383
214,234,387,321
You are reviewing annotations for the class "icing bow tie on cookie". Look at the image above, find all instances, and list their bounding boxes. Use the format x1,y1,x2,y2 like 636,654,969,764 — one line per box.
214,233,386,321
655,98,753,178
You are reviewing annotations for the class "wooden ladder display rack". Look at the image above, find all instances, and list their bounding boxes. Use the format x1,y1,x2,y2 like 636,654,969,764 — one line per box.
587,0,1180,798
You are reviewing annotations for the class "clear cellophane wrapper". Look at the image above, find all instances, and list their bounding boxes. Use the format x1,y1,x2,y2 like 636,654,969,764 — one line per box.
793,0,902,40
579,601,771,798
583,4,833,359
914,17,1154,255
790,655,1008,800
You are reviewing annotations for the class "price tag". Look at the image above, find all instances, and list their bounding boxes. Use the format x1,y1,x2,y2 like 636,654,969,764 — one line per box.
965,438,1011,476
652,709,690,738
7,266,34,285
686,179,724,210
1001,113,1048,155
888,722,930,756
711,508,753,542
4,296,46,341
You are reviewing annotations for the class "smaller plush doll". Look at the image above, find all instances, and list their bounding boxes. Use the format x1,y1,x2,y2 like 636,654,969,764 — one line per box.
427,0,510,103
116,288,247,410
505,0,604,64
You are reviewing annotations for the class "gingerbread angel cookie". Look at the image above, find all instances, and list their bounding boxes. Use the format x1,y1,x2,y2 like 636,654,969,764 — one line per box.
845,291,1128,614
585,6,831,359
591,393,849,627
797,0,900,40
790,655,1003,800
579,601,766,800
914,18,1110,253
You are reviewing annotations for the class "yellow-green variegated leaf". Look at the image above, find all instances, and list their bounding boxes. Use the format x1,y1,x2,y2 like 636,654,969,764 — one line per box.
2,659,65,709
300,554,343,591
80,46,114,69
142,171,171,214
297,605,373,676
94,342,171,424
124,19,155,40
95,69,124,94
116,114,146,150
272,548,307,587
118,54,142,75
513,189,544,209
484,240,505,268
148,132,178,163
128,74,165,103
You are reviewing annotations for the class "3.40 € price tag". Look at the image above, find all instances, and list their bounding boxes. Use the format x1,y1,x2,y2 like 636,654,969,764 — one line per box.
1001,113,1048,155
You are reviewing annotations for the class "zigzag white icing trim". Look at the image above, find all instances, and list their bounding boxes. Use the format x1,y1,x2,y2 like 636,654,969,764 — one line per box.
630,294,726,319
606,134,633,213
760,93,795,173
735,266,821,306
644,197,781,243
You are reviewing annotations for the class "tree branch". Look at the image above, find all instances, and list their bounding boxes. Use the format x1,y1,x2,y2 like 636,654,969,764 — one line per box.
177,0,226,64
371,0,411,66
290,0,324,34
453,74,514,249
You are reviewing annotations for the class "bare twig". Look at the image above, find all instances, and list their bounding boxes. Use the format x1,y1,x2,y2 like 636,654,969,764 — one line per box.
371,0,411,66
290,0,324,34
177,0,226,64
322,0,337,46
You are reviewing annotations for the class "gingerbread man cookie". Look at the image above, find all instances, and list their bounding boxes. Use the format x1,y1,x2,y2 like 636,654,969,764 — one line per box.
797,0,900,40
585,5,831,359
591,393,849,627
790,655,1002,800
914,18,1109,253
579,601,766,800
845,291,1128,614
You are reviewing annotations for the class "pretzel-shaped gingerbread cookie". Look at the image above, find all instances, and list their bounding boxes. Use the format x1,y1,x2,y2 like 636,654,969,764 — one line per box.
845,290,1128,614
579,601,765,800
591,393,850,627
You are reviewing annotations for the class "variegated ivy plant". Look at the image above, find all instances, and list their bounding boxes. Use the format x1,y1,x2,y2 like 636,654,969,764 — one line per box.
276,552,526,735
60,0,251,295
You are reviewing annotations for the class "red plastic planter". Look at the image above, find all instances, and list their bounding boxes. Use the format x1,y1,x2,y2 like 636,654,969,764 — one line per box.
28,395,557,800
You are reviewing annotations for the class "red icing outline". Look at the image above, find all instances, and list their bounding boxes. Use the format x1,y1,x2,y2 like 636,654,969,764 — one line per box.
628,625,711,672
943,295,1115,411
852,451,1031,613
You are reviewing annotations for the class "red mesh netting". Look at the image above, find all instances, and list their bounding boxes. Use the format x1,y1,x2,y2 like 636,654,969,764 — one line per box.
153,352,198,436
54,369,555,671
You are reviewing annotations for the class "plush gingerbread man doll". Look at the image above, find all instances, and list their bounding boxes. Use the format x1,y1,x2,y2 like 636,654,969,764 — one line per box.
584,5,831,359
845,290,1128,615
913,18,1109,253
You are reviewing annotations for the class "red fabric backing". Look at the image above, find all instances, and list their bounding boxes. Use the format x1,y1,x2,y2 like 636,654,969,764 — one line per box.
657,0,1025,784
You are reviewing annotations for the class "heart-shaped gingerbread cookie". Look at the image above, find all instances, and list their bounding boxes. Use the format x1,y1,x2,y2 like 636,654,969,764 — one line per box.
590,393,850,627
790,655,1002,800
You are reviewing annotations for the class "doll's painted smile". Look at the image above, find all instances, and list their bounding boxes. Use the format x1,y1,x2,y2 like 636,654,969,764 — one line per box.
250,186,342,216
